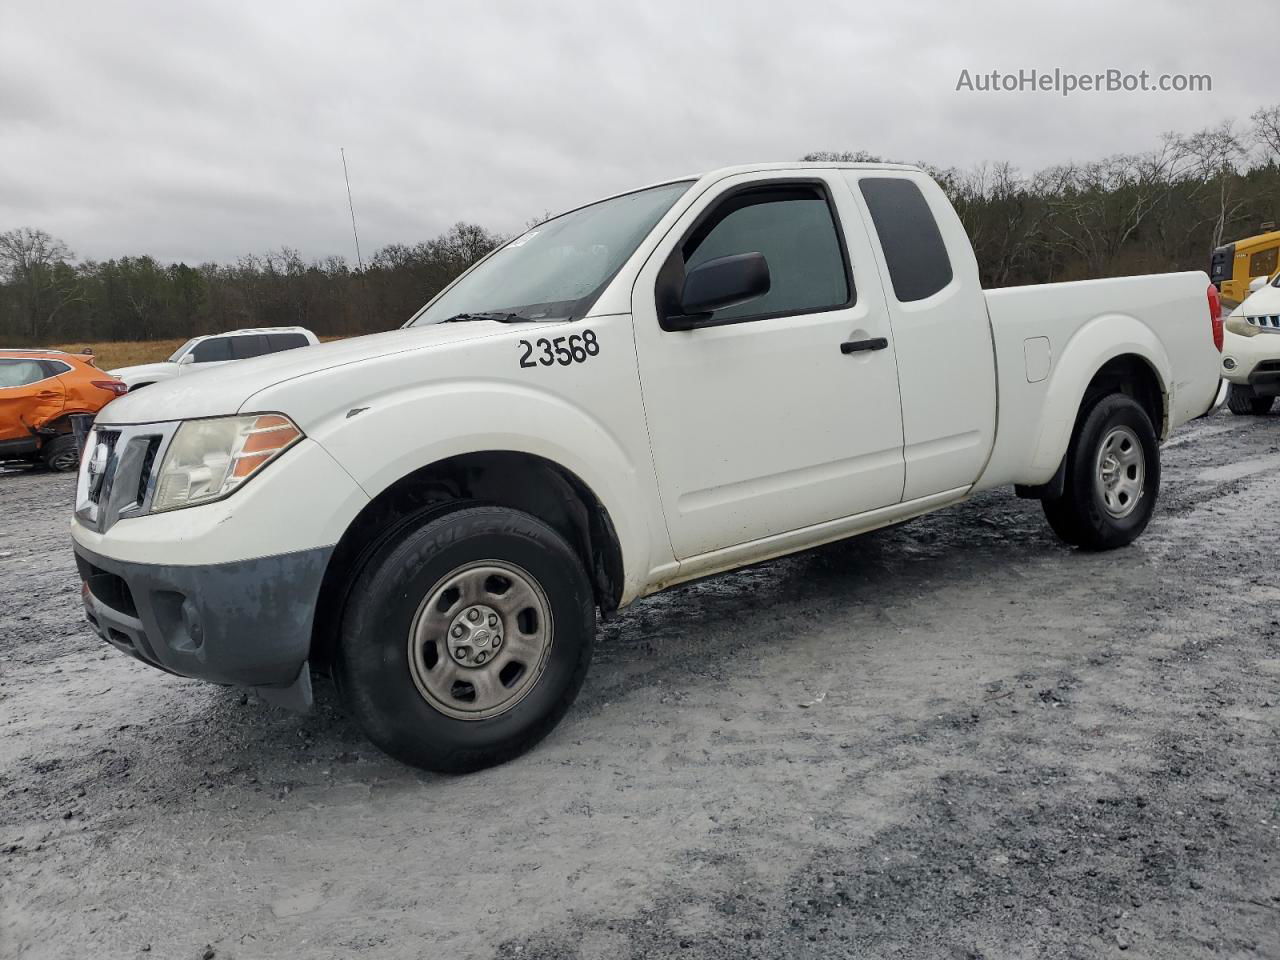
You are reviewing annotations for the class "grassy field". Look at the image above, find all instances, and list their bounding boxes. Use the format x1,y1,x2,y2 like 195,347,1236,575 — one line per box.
49,338,190,370
48,335,350,371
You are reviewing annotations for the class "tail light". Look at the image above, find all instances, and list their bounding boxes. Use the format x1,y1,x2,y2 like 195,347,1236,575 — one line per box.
1207,283,1223,352
93,380,129,397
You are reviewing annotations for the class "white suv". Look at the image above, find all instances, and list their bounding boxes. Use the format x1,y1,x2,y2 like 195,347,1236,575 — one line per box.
1222,272,1280,414
110,327,319,391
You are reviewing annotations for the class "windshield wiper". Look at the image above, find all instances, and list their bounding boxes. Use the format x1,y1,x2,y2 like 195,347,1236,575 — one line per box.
442,311,534,324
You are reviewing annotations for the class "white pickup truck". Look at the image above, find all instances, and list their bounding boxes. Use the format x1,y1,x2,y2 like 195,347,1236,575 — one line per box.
71,163,1226,772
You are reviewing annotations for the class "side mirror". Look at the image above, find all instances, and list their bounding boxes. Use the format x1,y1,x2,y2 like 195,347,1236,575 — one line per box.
1249,275,1270,294
665,253,770,330
178,353,195,366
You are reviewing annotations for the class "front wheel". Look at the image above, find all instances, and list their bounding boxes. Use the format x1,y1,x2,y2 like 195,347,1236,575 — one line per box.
1226,384,1274,415
1041,394,1159,551
335,505,596,773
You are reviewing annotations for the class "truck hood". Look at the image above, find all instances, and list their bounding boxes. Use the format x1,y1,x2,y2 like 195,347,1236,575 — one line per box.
110,360,178,380
97,322,511,425
1234,284,1280,317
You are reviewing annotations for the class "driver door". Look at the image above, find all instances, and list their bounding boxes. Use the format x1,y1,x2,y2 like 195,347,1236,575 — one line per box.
630,172,906,560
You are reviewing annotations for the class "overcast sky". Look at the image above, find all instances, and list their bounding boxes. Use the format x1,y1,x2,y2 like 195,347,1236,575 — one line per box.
1,0,1275,264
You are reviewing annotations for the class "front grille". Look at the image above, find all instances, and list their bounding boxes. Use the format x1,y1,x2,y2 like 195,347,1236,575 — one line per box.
75,423,177,532
85,428,120,507
1244,314,1280,329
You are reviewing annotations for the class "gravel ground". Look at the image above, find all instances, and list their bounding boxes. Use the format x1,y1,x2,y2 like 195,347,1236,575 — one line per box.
1,410,1278,960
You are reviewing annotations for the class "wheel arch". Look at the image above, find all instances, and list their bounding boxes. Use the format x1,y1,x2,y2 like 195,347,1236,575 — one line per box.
310,450,625,670
1028,314,1172,480
39,409,101,435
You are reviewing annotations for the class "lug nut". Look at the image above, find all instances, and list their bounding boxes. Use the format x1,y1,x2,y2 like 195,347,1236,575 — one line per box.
488,615,498,627
475,652,487,664
468,609,480,622
452,625,464,637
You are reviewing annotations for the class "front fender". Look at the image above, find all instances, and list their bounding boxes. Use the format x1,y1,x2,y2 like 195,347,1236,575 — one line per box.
1029,314,1171,477
307,380,665,604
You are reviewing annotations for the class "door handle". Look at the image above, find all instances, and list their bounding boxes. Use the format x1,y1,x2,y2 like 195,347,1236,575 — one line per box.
840,337,888,354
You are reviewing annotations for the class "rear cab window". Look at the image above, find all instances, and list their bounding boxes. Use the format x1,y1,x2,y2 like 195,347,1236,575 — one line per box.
858,177,954,302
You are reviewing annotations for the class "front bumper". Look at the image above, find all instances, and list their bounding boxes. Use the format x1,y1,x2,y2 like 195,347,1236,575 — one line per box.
1221,326,1280,389
75,540,332,700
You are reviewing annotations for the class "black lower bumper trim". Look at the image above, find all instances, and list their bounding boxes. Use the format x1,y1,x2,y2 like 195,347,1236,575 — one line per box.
74,540,333,690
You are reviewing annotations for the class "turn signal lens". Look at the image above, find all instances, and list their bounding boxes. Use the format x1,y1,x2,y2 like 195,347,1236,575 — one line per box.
230,415,300,480
151,413,302,513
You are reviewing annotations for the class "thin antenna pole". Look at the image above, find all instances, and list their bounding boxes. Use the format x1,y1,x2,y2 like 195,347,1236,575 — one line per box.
341,147,364,272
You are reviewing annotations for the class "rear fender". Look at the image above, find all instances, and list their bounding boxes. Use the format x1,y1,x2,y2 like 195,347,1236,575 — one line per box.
1029,314,1171,478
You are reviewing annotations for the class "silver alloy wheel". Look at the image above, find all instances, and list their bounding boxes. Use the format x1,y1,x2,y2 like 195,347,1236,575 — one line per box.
48,448,78,471
1094,425,1145,519
407,559,554,721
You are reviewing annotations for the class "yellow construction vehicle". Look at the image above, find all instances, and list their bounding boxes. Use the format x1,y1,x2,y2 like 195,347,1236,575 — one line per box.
1212,228,1280,303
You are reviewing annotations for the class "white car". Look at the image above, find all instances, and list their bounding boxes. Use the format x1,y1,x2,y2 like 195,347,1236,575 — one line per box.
110,327,318,391
1221,272,1280,414
71,162,1225,772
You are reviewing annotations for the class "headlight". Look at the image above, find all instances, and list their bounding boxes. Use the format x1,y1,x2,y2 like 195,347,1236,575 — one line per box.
1225,316,1260,338
151,413,302,513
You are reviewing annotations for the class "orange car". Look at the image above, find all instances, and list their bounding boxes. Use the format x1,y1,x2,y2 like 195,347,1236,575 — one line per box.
0,350,127,471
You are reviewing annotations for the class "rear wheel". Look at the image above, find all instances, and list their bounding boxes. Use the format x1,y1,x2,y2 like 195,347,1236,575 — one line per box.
41,434,81,472
1226,384,1274,415
1041,394,1159,551
335,505,596,773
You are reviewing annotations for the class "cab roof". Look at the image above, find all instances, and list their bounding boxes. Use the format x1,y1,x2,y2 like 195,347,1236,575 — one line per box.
626,160,922,196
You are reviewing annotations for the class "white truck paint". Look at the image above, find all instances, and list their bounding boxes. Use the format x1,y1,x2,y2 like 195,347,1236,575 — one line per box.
110,326,318,391
71,162,1226,772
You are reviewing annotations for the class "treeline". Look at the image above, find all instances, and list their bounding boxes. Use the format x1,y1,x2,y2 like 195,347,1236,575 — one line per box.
3,105,1280,345
0,222,505,344
808,104,1280,288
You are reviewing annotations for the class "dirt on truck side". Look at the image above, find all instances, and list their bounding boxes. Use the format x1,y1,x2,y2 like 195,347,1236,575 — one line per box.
1,410,1278,960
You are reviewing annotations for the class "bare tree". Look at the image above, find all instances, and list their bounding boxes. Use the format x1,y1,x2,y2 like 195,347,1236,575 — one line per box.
801,150,883,163
1177,121,1251,250
1251,104,1280,162
0,227,83,339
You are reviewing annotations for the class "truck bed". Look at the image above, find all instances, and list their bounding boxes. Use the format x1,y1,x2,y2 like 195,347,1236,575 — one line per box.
976,271,1221,492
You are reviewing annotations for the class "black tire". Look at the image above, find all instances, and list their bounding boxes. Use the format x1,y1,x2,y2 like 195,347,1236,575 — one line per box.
41,434,81,472
1226,384,1274,415
335,505,596,773
1041,496,1084,546
1040,394,1159,551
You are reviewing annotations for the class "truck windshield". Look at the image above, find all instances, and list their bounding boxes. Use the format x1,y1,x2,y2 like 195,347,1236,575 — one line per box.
408,181,692,326
168,339,199,362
